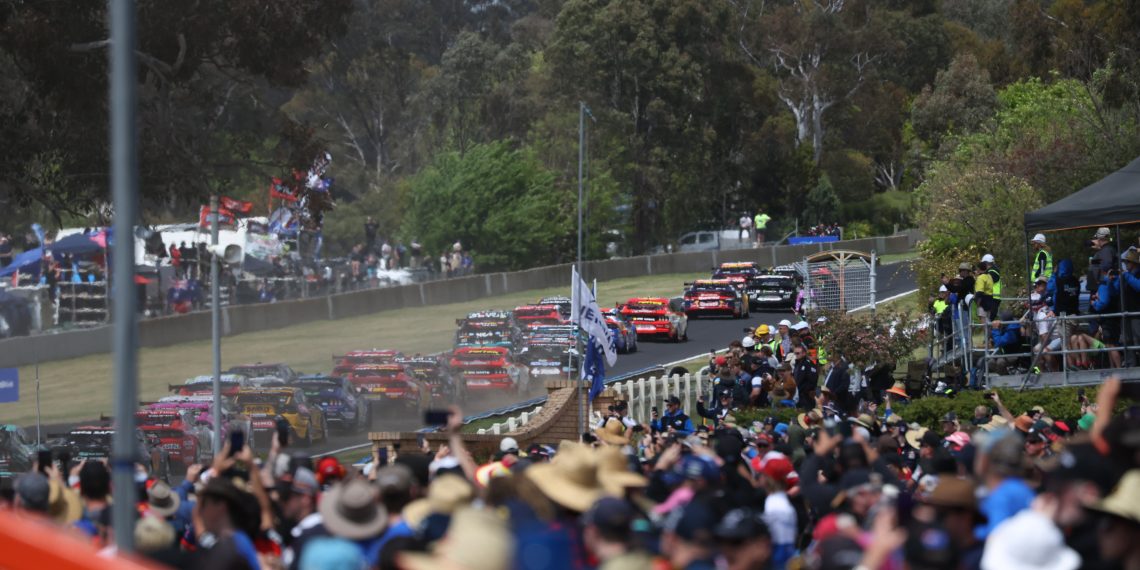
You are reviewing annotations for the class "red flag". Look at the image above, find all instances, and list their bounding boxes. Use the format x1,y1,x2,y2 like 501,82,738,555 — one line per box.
220,196,253,215
199,206,236,228
269,177,298,202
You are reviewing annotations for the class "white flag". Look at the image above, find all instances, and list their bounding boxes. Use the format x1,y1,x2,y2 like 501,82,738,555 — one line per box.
571,267,617,366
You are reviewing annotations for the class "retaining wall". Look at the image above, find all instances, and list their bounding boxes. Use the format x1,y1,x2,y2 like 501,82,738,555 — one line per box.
0,234,909,367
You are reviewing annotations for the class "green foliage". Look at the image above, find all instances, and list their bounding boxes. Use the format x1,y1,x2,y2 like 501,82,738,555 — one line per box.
817,310,928,368
401,140,616,271
803,175,840,226
733,407,801,428
891,387,1125,430
911,53,998,146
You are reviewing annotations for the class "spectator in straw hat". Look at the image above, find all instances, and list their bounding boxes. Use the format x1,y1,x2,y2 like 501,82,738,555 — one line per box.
1086,470,1140,570
596,417,632,447
400,507,515,570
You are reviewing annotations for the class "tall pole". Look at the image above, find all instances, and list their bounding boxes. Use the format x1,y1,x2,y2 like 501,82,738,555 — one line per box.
109,0,139,553
210,195,222,454
576,101,586,437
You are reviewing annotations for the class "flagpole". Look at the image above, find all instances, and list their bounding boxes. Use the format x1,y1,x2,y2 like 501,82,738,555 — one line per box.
576,101,586,439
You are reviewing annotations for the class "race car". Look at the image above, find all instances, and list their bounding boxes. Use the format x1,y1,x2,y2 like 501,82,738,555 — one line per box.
537,296,573,320
170,374,249,397
604,310,639,353
291,375,369,433
682,279,750,319
618,297,689,342
449,346,519,395
0,425,36,478
749,273,799,309
145,395,248,443
512,304,565,330
133,409,211,472
332,350,405,377
345,363,430,419
713,261,771,309
395,356,465,404
518,340,577,385
227,362,299,382
51,426,171,481
233,388,328,447
454,311,518,348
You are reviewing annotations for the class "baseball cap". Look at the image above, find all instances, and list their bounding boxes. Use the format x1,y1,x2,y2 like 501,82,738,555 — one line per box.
583,497,635,537
375,465,414,494
941,411,958,423
679,456,721,484
664,500,718,546
1092,227,1111,240
791,321,809,331
981,254,995,264
714,508,770,542
938,285,948,292
714,355,727,366
291,467,319,496
753,454,796,485
1032,233,1047,244
959,262,973,271
666,395,681,405
500,437,519,454
15,472,50,512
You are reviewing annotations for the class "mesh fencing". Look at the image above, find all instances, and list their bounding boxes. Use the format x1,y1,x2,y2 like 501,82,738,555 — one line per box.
798,257,873,315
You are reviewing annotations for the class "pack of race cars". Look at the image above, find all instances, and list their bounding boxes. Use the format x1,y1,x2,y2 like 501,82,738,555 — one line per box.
2,261,803,483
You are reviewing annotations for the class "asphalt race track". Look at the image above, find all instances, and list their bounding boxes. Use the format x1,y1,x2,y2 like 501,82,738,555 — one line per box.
308,260,917,456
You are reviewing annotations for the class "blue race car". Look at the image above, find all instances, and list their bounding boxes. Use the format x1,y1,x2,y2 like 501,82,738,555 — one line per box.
290,375,369,434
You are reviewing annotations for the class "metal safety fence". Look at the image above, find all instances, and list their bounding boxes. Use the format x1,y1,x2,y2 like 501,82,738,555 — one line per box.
607,370,711,425
797,253,876,316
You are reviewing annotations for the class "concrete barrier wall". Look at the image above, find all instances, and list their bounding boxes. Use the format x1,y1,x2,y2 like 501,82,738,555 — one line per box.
0,234,910,367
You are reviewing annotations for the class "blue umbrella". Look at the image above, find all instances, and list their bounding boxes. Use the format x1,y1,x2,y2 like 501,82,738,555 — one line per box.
48,230,107,256
0,247,44,278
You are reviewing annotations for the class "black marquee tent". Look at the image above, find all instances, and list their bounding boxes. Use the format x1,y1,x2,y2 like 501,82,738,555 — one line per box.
1024,155,1140,232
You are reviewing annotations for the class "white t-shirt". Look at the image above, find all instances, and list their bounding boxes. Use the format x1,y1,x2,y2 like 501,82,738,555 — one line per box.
763,491,797,546
740,216,752,228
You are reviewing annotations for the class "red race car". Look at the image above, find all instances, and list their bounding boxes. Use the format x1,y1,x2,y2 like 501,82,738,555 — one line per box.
682,279,750,319
332,349,405,377
345,363,429,418
512,304,565,330
449,346,518,394
618,297,689,342
133,409,209,472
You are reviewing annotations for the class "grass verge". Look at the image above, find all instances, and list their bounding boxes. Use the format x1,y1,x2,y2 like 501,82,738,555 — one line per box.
1,271,706,426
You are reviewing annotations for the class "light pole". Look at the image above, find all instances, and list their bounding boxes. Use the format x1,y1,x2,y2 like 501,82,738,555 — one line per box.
109,0,140,553
210,195,222,454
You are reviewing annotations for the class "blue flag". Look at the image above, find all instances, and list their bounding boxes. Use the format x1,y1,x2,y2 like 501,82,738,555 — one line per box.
584,336,606,401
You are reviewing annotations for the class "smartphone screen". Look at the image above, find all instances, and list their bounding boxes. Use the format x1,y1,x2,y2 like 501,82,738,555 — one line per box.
36,450,52,474
229,430,245,455
377,447,389,467
417,433,426,449
276,418,290,447
423,409,450,426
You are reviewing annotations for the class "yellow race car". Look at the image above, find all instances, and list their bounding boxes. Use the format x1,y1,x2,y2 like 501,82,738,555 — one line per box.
233,387,328,447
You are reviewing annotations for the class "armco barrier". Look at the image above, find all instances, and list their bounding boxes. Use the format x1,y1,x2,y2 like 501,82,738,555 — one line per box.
0,234,909,367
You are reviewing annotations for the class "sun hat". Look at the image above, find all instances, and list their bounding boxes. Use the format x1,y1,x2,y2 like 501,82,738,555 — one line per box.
147,480,182,518
905,427,929,450
1032,233,1047,244
1085,469,1140,524
797,409,822,429
1123,248,1140,264
401,508,515,570
134,516,176,553
596,446,648,496
595,417,630,446
525,443,605,512
886,381,908,399
923,476,984,518
318,478,388,540
980,510,1080,570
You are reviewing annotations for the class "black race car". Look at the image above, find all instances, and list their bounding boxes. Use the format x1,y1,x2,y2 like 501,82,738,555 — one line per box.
51,426,172,481
228,362,299,382
749,273,799,308
0,425,36,478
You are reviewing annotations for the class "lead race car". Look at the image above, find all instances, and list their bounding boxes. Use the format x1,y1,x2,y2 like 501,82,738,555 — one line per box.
618,297,689,342
749,271,799,309
454,311,518,349
682,279,750,319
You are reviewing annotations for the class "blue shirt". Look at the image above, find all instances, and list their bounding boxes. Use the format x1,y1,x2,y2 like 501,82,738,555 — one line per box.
365,520,414,564
232,530,262,570
976,477,1035,540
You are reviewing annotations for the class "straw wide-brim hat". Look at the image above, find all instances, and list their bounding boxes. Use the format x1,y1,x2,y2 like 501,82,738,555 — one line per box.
427,474,474,514
525,443,605,512
401,508,516,570
797,409,823,429
318,478,388,540
595,418,630,446
979,415,1009,432
905,427,929,450
402,499,432,531
886,381,908,399
147,481,182,518
1086,470,1140,524
596,446,648,496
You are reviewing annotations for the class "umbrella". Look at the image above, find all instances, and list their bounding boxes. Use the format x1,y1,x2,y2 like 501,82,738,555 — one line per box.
49,231,107,256
0,247,44,278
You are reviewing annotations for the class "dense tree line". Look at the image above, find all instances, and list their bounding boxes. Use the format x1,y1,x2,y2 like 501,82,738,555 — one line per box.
2,0,1138,271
